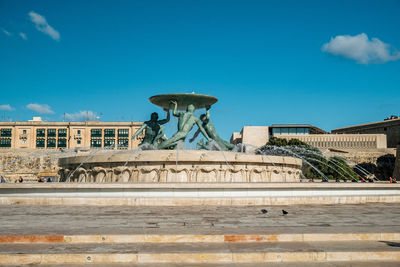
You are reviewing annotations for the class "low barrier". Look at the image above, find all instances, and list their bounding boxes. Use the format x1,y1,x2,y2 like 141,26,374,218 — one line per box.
1,183,400,206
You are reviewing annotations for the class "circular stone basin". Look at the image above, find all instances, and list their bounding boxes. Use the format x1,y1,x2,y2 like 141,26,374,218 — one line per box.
58,150,302,183
149,93,218,110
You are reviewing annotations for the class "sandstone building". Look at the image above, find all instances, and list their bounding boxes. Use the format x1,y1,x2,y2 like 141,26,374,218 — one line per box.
0,117,143,150
231,124,387,150
332,116,400,148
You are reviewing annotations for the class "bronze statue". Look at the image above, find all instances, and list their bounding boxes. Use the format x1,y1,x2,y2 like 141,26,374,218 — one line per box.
189,105,235,151
132,109,170,146
158,101,210,149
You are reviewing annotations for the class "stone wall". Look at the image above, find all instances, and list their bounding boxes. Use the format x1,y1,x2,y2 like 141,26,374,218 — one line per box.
324,148,397,180
324,148,396,165
0,149,60,182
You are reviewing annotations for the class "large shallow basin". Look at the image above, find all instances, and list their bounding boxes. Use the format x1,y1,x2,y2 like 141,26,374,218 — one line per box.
149,93,218,110
58,150,302,183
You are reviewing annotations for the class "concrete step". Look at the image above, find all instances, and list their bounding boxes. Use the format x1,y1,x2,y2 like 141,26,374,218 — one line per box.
1,232,399,244
0,241,399,264
2,263,400,267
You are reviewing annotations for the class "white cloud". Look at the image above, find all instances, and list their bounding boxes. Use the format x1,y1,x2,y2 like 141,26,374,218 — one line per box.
0,104,13,111
27,103,54,114
19,32,27,40
322,33,400,64
2,28,11,36
64,111,99,121
28,11,60,41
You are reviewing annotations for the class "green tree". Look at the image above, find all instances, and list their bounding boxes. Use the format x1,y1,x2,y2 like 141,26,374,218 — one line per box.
258,137,359,181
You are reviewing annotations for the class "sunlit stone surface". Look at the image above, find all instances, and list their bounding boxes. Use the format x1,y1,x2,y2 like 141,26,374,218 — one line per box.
58,150,302,183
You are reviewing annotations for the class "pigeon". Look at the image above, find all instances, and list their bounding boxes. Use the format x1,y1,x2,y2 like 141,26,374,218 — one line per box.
282,210,288,215
261,209,268,214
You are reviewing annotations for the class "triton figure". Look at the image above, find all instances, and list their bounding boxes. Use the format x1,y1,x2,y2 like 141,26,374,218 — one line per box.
132,109,170,146
189,105,236,151
158,101,210,149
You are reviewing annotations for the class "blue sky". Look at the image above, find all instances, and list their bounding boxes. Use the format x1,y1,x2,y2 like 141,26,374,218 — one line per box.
0,0,399,140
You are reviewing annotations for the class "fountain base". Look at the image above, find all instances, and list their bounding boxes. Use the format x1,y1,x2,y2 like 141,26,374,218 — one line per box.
58,150,302,183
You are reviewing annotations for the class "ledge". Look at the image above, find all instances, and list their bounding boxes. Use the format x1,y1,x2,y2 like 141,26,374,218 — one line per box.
1,182,399,190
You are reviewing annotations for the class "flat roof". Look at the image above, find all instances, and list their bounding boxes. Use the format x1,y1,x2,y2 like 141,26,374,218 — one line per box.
333,118,400,131
270,124,328,134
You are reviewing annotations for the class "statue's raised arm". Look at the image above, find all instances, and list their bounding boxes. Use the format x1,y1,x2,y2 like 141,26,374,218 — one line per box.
158,109,170,125
205,105,211,120
132,124,146,140
170,101,182,117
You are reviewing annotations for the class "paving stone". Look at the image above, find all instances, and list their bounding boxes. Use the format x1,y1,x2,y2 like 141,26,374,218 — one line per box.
0,241,399,254
0,204,399,235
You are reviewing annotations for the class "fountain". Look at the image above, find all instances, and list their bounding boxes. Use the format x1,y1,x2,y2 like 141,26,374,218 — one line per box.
58,93,302,183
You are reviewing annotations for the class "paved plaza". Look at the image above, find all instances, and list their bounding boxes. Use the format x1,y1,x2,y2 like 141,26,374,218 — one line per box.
1,203,399,235
1,203,399,265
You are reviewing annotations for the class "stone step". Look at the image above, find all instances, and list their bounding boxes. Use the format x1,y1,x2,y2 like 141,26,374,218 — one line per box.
2,263,400,267
0,232,399,244
0,241,399,264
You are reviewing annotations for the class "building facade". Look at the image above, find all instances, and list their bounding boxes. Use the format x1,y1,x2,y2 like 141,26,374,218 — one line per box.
332,117,400,148
231,124,387,150
0,119,143,150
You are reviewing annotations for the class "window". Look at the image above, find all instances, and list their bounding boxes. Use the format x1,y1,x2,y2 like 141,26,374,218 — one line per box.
47,138,56,148
104,129,115,137
118,129,129,137
23,130,27,134
36,138,45,148
118,139,129,149
272,128,281,135
0,138,11,147
91,129,102,137
278,128,288,135
77,130,81,134
104,139,115,148
58,139,67,148
36,129,45,137
22,139,27,144
91,139,102,148
296,128,306,135
289,128,297,134
77,140,81,145
58,128,67,137
47,129,56,137
0,129,11,137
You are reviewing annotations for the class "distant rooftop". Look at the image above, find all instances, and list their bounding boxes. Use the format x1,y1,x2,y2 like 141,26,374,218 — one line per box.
28,117,42,122
333,116,400,131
